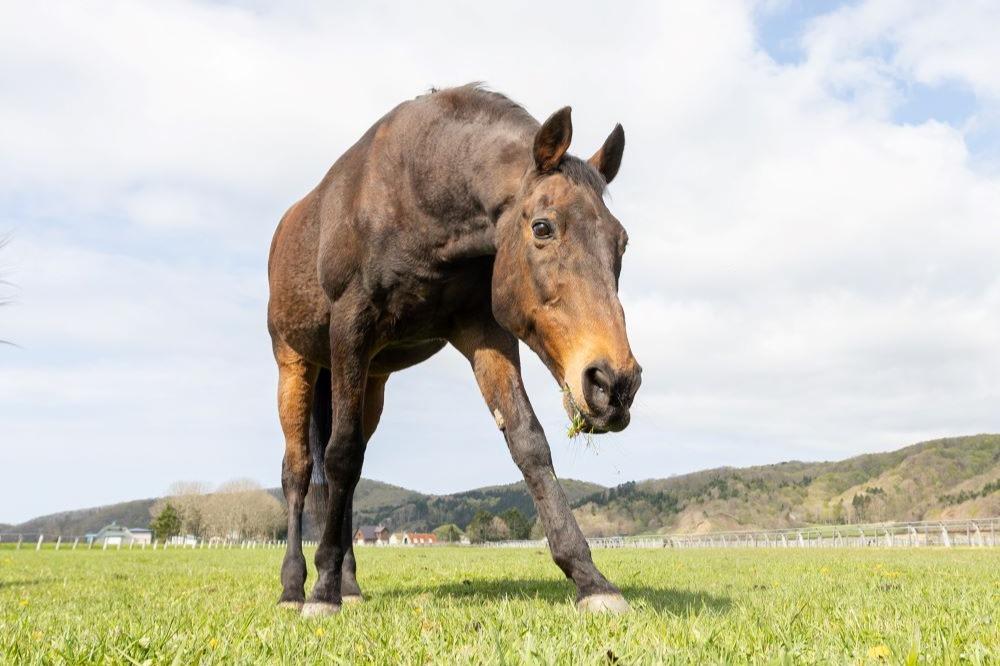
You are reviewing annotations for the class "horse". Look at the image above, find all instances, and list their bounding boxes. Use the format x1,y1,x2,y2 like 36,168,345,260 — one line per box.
267,84,641,616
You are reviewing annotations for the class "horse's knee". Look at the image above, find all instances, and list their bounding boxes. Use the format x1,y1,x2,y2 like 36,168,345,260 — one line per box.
323,430,365,480
506,429,551,472
281,455,311,492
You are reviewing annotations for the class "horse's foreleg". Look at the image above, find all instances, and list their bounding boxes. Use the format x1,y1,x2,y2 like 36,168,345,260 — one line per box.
451,322,628,613
338,374,389,604
273,340,319,609
302,321,371,617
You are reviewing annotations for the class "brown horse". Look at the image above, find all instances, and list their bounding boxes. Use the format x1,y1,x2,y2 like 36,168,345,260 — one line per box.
267,84,641,616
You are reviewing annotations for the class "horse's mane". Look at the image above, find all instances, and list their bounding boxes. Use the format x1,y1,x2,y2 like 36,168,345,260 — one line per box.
422,83,607,193
422,82,536,127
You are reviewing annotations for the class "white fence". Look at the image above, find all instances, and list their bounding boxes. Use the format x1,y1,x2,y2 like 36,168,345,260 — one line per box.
0,533,301,551
4,517,999,552
485,518,1000,550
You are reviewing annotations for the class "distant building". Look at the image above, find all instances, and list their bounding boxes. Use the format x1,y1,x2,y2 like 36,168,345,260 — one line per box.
387,531,438,546
353,525,390,546
405,532,437,545
85,523,153,546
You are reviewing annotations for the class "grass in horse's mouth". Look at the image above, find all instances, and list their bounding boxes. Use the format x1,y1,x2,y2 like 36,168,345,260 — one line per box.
566,410,588,438
562,387,597,449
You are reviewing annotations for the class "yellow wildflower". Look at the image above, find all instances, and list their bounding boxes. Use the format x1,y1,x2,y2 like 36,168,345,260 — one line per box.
868,645,891,660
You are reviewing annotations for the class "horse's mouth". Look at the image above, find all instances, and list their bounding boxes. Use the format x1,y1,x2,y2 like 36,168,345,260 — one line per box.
562,379,635,436
562,386,611,436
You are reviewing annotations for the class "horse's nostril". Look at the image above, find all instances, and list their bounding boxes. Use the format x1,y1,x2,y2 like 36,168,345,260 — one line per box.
582,365,612,412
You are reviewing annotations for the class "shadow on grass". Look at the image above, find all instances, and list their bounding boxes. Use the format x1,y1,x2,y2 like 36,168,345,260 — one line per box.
382,578,731,615
0,579,51,590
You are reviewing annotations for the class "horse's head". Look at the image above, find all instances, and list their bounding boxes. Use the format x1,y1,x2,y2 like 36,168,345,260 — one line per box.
493,107,641,434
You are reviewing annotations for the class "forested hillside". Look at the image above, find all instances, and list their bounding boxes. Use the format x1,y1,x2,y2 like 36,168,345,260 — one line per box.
7,435,997,538
572,435,1000,535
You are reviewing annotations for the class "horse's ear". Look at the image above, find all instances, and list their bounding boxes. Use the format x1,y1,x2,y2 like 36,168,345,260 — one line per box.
588,124,625,184
533,107,573,172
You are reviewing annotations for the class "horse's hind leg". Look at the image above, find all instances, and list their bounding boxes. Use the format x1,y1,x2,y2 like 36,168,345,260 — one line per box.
339,374,389,603
303,312,373,617
273,339,319,609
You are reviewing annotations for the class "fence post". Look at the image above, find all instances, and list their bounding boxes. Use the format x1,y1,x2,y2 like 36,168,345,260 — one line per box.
102,539,108,551
17,535,23,550
55,536,62,551
37,535,44,551
73,538,79,550
940,525,951,547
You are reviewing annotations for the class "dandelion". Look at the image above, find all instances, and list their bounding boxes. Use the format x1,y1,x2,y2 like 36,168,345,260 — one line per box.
867,644,891,660
209,638,219,649
315,628,325,638
19,598,29,607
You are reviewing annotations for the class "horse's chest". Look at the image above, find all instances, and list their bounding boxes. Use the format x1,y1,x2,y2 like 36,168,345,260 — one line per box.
375,257,491,340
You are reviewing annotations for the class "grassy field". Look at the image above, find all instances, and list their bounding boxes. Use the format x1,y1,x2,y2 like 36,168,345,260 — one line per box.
1,546,998,664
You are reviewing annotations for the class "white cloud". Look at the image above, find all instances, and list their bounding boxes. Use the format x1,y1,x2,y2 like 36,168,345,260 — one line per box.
1,0,998,522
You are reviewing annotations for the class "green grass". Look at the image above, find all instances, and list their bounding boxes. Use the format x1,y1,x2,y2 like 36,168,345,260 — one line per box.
2,547,998,664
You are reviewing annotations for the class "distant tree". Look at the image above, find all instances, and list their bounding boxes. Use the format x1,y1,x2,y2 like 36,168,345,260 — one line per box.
500,508,530,540
433,523,463,543
489,515,511,540
203,479,285,539
830,501,846,525
465,510,496,543
851,493,871,523
150,503,181,541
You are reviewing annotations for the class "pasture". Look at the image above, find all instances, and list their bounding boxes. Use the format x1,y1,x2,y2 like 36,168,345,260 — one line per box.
2,547,997,664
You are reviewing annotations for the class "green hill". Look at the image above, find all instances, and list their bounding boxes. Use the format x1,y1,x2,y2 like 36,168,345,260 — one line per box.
4,478,604,539
6,435,998,538
571,434,1000,536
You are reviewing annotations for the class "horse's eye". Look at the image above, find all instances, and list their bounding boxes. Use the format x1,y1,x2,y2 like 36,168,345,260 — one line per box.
531,219,554,240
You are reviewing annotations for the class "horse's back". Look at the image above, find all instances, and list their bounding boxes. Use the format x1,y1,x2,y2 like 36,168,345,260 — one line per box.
268,86,525,363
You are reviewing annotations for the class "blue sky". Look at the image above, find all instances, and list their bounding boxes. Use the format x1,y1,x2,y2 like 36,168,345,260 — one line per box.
2,1,999,523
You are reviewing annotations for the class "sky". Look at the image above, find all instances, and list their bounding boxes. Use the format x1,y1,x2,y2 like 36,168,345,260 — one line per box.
2,0,999,524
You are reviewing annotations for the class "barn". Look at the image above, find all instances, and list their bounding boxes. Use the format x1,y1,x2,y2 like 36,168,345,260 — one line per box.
353,525,390,546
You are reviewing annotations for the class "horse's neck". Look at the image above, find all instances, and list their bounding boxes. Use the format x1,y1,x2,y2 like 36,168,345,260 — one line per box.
433,124,533,260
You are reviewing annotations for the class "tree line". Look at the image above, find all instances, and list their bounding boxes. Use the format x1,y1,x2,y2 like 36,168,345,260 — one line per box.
149,479,285,541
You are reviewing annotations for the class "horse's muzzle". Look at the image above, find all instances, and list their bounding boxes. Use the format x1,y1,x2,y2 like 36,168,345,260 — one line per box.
580,360,641,433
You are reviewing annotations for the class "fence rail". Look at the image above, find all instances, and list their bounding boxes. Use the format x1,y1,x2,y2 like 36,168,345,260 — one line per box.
484,517,1000,549
0,533,301,551
3,517,998,552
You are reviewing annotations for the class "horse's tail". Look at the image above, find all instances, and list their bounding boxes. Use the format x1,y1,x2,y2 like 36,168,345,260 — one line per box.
305,367,332,535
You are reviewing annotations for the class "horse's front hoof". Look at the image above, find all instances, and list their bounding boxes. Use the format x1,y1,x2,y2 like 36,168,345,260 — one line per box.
277,600,304,611
576,593,630,614
341,594,363,605
301,601,341,618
